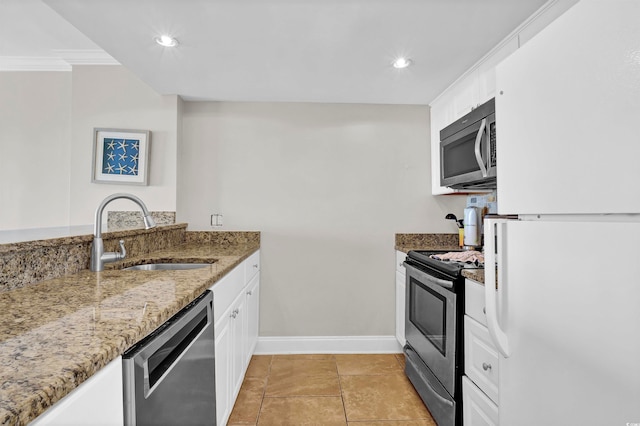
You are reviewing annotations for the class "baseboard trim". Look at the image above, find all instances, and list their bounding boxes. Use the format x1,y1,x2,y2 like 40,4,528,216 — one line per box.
254,335,403,355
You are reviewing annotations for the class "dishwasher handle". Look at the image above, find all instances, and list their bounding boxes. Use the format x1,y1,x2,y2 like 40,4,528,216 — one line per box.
123,290,213,396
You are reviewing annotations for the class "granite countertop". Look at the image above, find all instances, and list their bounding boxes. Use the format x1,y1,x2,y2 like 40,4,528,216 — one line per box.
395,233,485,284
0,240,259,426
461,269,485,284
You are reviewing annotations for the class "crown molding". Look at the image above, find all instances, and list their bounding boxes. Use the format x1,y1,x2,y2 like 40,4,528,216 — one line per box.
52,49,119,65
0,50,119,71
0,57,71,71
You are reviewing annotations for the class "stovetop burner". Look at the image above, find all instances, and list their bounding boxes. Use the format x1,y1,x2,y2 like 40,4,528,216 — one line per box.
406,250,483,279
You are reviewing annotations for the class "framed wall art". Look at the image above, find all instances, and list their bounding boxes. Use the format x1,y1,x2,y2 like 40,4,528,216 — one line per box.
92,128,150,185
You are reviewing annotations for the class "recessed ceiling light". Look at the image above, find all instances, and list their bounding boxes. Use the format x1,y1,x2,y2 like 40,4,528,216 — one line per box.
155,35,179,47
392,57,412,69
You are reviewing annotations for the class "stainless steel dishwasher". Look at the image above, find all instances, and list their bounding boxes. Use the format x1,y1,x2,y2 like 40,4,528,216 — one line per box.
123,290,216,425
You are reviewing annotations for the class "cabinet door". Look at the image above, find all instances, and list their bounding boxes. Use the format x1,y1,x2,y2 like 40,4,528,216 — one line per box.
430,95,456,195
476,37,518,105
215,314,232,426
30,357,123,426
244,250,260,283
462,376,499,426
496,1,640,214
230,293,247,399
245,273,260,364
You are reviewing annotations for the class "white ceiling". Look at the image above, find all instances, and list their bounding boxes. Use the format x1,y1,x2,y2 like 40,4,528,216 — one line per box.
2,0,548,104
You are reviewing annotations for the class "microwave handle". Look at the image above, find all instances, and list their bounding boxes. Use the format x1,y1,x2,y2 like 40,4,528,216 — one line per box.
474,118,488,177
485,121,492,175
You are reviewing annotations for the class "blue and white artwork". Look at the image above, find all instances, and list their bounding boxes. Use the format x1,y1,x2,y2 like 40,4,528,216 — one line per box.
101,138,140,176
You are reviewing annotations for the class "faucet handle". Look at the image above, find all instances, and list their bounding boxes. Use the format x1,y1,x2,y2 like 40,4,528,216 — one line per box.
99,239,127,264
118,240,127,260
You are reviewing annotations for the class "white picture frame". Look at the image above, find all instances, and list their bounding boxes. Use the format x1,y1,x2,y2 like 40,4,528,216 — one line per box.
92,128,150,185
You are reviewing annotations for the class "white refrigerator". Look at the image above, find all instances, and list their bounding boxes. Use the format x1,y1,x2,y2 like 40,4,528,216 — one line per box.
487,1,640,422
484,216,640,425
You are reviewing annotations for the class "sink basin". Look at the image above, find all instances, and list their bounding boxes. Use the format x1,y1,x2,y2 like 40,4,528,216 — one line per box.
122,263,212,271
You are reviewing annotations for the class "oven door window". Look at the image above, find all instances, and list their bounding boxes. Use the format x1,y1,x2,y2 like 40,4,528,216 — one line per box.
409,277,447,356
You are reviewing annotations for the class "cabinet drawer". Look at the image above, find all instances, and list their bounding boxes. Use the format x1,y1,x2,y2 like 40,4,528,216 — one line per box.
464,316,499,403
465,278,487,326
211,263,244,323
244,250,260,282
462,376,499,426
396,251,406,274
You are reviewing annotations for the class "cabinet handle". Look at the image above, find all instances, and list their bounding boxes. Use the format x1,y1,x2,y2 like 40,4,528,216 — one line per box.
482,307,486,315
247,290,253,296
234,308,239,315
230,312,236,319
253,264,258,269
482,362,492,371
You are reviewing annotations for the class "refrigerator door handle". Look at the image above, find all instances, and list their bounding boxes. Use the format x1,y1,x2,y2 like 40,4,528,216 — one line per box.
484,218,511,357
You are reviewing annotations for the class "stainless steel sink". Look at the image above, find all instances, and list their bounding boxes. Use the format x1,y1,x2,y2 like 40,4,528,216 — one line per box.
122,263,212,271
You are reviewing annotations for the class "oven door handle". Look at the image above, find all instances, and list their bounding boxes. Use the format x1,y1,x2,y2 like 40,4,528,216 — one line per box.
404,262,454,289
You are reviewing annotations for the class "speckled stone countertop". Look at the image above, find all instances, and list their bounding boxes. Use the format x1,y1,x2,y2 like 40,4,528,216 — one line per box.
395,233,485,284
0,240,259,426
461,269,485,284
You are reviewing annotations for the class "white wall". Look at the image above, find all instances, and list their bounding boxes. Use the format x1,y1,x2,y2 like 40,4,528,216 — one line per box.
179,102,466,336
69,66,179,224
0,72,71,231
0,66,180,232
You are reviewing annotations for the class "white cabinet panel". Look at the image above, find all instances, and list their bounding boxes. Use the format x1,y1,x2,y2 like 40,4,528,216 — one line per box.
244,250,260,283
230,292,247,398
463,376,499,426
395,271,405,347
464,316,500,403
245,273,260,363
477,37,518,105
465,278,487,327
30,357,123,426
211,249,260,426
214,315,232,426
496,0,640,214
395,251,406,347
213,264,244,323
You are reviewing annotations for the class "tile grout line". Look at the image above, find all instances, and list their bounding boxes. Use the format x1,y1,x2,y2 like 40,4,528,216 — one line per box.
254,355,272,426
335,356,349,425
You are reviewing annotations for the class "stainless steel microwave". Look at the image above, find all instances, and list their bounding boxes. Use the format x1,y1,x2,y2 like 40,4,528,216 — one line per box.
440,97,496,189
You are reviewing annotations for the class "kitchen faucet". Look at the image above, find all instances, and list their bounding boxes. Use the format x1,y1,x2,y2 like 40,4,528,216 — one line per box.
90,193,156,271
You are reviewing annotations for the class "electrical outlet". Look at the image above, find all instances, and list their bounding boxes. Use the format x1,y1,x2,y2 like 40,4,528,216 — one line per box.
211,214,223,227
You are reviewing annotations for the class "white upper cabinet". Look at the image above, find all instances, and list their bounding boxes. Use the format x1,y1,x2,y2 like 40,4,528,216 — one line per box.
430,0,578,196
496,0,640,214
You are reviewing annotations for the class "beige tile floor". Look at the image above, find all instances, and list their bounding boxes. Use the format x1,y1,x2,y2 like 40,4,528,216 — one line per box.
227,353,436,425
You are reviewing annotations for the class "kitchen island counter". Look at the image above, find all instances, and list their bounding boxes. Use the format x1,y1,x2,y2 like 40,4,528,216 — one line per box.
0,237,259,426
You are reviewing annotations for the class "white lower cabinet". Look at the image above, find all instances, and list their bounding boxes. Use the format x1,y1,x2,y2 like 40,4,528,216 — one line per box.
214,312,233,426
29,357,124,426
395,251,406,347
211,250,261,426
464,278,499,425
245,273,260,364
463,376,499,426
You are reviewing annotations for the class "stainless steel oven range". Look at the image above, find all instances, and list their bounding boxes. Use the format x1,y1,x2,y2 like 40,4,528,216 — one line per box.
403,250,482,426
